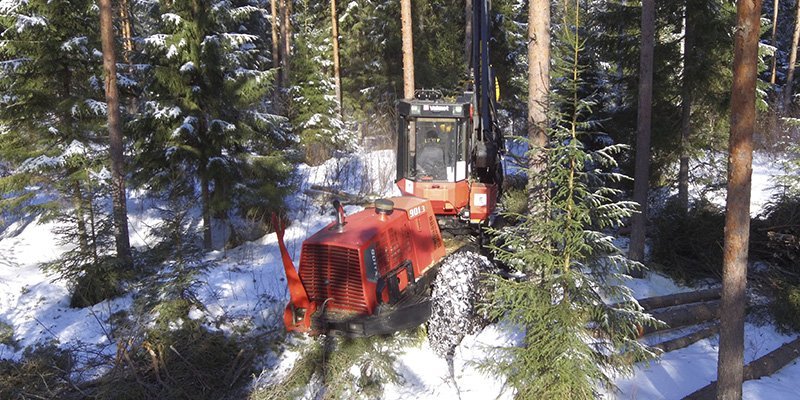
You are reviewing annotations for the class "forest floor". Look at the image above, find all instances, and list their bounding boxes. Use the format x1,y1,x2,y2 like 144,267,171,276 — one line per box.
0,149,798,399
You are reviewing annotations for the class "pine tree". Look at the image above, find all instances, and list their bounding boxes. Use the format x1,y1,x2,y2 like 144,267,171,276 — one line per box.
485,1,659,398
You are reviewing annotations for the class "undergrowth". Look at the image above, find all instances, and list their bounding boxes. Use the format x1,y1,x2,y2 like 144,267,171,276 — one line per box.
0,344,75,399
650,198,726,284
253,329,424,400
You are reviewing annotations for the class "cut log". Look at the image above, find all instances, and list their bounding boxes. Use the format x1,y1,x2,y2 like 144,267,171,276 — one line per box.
683,336,800,400
642,300,719,335
653,324,719,353
744,336,800,380
303,185,372,205
637,288,721,311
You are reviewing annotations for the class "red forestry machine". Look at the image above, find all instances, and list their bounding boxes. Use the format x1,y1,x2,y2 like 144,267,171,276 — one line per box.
275,0,504,337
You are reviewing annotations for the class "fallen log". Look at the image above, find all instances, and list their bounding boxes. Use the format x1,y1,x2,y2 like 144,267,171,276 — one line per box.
637,288,721,311
641,300,719,335
303,185,372,205
653,324,719,353
683,336,800,400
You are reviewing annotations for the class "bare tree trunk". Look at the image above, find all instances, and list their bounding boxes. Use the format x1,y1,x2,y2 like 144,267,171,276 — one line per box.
678,0,696,212
527,0,550,209
119,0,134,72
331,0,342,119
784,0,800,110
200,165,212,250
771,0,779,84
99,0,133,268
73,181,89,253
271,0,281,71
465,0,472,76
628,0,656,274
716,1,761,398
280,0,292,88
401,0,415,99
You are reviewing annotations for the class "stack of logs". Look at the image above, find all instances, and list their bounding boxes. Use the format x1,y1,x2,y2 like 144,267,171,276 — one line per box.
635,288,800,399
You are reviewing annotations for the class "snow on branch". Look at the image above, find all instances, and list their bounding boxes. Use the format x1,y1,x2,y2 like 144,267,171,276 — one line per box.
14,14,46,32
161,13,184,27
229,5,266,21
143,34,169,49
0,58,28,72
61,36,88,52
144,101,182,121
0,0,24,15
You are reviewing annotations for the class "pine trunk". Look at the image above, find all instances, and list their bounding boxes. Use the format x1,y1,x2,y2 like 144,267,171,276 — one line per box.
280,0,292,88
629,0,656,271
465,0,472,76
784,0,800,110
716,0,761,398
401,0,415,99
771,0,779,84
678,0,696,212
72,181,89,254
271,0,280,71
99,0,133,268
331,0,342,118
200,165,212,250
527,0,550,209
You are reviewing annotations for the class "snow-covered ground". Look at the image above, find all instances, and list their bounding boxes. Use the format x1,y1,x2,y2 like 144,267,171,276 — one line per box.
0,149,798,399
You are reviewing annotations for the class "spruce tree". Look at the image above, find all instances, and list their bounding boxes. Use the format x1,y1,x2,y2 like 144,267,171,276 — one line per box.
132,0,289,249
485,1,659,398
0,0,128,304
290,0,351,164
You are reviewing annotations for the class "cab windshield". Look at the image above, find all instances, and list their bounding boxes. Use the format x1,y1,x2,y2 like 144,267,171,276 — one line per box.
411,118,464,182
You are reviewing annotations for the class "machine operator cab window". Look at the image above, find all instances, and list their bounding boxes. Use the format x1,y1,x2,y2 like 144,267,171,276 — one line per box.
405,118,468,182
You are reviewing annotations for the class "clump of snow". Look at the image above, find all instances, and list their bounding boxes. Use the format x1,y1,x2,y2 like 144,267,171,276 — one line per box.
428,250,494,358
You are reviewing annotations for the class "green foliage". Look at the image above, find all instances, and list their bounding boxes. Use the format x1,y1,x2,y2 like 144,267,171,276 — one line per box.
651,198,726,283
0,321,14,348
485,2,658,398
588,0,736,185
132,0,289,241
93,323,252,400
255,331,421,400
771,282,800,333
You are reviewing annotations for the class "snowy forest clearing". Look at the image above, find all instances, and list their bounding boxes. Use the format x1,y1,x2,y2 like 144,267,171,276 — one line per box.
0,149,797,399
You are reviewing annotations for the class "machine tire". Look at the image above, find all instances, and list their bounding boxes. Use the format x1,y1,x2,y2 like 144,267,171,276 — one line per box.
427,249,494,358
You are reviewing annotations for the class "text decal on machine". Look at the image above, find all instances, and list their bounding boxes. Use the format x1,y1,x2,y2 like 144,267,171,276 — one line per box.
408,205,426,219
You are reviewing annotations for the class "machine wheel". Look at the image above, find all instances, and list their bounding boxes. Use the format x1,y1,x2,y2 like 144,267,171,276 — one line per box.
427,249,494,358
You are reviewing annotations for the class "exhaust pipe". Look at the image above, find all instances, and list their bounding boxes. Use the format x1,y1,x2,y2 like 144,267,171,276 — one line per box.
331,199,346,232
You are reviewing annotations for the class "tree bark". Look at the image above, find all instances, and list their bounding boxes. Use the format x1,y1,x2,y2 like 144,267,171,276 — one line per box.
527,0,550,209
628,0,656,274
678,0,696,212
465,0,472,76
401,0,415,99
686,337,800,400
771,0,779,84
271,0,280,71
637,288,721,311
331,0,342,118
99,0,133,268
654,324,719,353
641,300,719,335
784,0,800,110
716,1,761,398
280,0,292,88
200,164,212,250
